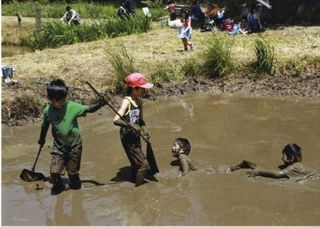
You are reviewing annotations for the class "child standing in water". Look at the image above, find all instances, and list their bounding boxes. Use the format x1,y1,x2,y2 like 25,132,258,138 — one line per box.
178,8,195,51
38,79,106,195
113,73,153,187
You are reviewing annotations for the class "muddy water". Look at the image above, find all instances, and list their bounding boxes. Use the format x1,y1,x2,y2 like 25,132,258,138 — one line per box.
1,45,31,58
2,93,320,226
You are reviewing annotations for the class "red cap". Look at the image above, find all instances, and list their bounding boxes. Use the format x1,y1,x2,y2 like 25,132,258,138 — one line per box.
125,73,154,89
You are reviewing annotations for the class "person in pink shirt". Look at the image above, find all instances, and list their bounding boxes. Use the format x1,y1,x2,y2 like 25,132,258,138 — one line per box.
163,0,177,21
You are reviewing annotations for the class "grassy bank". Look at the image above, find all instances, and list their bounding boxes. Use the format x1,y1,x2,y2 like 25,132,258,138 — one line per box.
2,15,320,125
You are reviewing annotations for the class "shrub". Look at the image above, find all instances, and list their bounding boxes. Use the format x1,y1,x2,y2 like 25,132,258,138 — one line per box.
252,37,276,76
108,45,136,93
200,35,234,78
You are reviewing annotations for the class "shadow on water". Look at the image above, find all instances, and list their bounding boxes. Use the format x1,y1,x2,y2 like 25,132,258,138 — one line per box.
2,93,320,225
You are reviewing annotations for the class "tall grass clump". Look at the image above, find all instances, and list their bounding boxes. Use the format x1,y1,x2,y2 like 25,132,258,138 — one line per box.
107,45,136,93
199,35,234,78
30,16,152,50
252,37,276,76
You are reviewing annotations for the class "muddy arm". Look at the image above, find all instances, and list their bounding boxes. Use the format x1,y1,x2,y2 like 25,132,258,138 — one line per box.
247,169,288,179
86,98,106,113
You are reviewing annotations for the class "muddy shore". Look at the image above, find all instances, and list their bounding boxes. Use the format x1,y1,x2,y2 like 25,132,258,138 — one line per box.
1,16,320,127
2,72,320,127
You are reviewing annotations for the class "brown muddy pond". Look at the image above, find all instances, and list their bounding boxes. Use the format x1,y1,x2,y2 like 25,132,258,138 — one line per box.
2,93,320,225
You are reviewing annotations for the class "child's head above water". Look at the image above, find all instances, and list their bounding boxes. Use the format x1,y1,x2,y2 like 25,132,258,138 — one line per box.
172,137,191,157
282,143,302,164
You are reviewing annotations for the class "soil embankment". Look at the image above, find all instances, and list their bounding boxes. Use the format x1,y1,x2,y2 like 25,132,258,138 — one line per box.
2,73,320,127
1,16,320,127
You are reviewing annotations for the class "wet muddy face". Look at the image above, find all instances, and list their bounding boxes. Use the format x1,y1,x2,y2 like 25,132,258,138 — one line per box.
172,142,182,157
51,97,66,109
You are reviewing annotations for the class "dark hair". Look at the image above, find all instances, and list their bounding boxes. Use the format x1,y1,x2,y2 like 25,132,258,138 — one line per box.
174,138,191,155
66,6,72,11
167,0,173,4
47,79,68,101
125,87,133,95
282,143,302,162
182,7,190,19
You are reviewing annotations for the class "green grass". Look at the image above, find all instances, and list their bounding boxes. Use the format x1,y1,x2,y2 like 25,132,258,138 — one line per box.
30,15,152,50
252,37,276,76
199,34,234,78
108,44,137,93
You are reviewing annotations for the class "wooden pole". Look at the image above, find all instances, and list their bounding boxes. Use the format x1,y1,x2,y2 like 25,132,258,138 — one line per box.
34,8,42,33
16,13,22,36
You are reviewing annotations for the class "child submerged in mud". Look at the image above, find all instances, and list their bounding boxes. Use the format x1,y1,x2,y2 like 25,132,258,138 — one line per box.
171,137,256,177
171,139,319,181
246,143,319,181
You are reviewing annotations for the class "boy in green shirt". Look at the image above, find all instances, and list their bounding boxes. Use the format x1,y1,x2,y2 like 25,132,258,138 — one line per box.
38,79,106,195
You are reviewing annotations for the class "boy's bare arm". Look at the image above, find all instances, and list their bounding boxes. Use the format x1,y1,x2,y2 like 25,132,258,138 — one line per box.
86,98,106,113
246,168,288,179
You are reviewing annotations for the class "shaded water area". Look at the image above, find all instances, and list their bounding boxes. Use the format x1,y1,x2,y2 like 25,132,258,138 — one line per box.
2,93,320,225
1,45,32,58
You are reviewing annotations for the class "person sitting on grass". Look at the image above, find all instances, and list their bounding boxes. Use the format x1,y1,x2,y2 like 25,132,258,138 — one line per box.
60,6,81,25
118,0,136,19
246,143,319,181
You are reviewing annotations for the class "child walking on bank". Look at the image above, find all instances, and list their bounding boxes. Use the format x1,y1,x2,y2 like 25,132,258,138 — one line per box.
113,73,153,187
38,79,106,195
178,8,195,51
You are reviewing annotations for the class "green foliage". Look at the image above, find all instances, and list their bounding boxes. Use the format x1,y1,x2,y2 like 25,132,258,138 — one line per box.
149,62,178,87
107,45,136,93
199,35,234,78
285,58,303,77
181,57,201,78
141,0,163,8
252,37,276,76
30,15,152,50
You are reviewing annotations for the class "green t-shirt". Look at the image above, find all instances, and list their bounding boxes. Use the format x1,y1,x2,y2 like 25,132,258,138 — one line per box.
41,101,87,152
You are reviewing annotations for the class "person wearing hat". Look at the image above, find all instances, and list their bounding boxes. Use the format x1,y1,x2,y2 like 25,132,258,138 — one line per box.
113,73,154,187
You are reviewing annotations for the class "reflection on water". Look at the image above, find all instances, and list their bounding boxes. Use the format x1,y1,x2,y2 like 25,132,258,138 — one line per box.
2,93,320,225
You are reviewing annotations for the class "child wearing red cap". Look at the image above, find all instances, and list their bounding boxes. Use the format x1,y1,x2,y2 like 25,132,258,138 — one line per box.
113,73,154,187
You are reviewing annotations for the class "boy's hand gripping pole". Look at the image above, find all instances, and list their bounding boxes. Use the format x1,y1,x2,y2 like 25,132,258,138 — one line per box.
85,81,148,142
